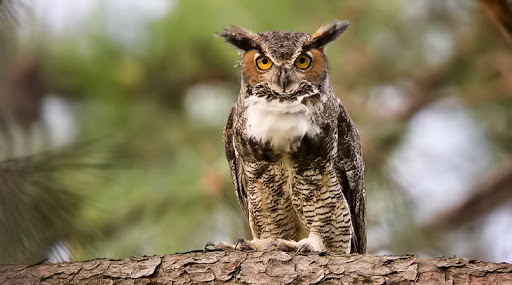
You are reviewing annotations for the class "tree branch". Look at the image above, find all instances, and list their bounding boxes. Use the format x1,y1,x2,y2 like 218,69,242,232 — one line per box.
385,163,512,254
479,0,512,42
1,251,511,284
429,162,512,231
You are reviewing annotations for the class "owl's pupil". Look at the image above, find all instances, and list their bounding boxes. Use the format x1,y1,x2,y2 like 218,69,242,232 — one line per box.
300,58,306,64
262,58,268,64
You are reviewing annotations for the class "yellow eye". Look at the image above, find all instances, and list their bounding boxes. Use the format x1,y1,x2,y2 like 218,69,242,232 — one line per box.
295,54,311,70
256,56,273,70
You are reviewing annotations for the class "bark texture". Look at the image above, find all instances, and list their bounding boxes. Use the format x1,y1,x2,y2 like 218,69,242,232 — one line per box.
1,251,511,284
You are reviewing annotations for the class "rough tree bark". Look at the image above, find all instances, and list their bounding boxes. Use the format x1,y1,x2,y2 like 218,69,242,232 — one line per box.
1,251,511,284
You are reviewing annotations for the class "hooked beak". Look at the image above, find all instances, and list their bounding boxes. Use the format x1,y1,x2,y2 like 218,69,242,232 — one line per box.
277,67,293,93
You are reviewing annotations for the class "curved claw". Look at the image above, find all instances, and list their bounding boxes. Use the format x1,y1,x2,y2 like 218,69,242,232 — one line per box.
267,240,279,252
235,238,246,250
235,238,257,251
296,243,311,254
204,241,216,252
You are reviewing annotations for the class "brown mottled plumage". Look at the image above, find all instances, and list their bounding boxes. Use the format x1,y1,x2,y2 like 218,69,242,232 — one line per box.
208,21,367,254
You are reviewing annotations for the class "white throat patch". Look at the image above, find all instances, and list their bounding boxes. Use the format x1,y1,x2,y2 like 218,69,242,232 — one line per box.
245,96,320,151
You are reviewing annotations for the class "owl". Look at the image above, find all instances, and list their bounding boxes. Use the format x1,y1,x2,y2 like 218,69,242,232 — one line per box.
208,21,366,254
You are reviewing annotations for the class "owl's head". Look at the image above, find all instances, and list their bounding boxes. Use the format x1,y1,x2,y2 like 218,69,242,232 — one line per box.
217,21,349,97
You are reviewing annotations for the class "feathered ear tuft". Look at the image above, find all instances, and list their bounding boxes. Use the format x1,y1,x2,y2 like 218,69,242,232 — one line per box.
216,26,259,51
306,20,350,50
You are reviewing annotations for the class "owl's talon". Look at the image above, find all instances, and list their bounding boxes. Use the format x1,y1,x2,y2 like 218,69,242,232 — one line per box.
203,241,237,251
267,240,279,252
296,243,311,254
235,238,255,251
234,238,245,250
203,241,216,252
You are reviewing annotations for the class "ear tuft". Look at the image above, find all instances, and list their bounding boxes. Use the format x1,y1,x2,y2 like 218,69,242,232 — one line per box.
215,26,259,51
306,20,350,49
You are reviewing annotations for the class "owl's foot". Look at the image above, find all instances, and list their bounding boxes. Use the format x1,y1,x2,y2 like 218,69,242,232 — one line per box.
203,238,256,251
235,238,257,250
204,241,233,251
204,237,326,253
204,238,286,252
296,236,326,253
267,239,303,252
267,237,325,254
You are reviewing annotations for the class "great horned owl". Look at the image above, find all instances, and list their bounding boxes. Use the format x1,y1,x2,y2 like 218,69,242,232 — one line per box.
211,21,366,254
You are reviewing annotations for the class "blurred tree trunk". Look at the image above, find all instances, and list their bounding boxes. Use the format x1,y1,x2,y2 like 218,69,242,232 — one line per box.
1,251,511,284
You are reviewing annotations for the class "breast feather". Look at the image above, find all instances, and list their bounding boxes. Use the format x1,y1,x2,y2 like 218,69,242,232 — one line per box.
245,96,320,150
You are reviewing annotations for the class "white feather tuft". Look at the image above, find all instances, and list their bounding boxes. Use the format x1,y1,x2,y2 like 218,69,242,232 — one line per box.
245,96,320,151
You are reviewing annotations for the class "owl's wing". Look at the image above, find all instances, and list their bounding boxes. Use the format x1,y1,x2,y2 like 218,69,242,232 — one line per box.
223,106,249,221
336,101,367,254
